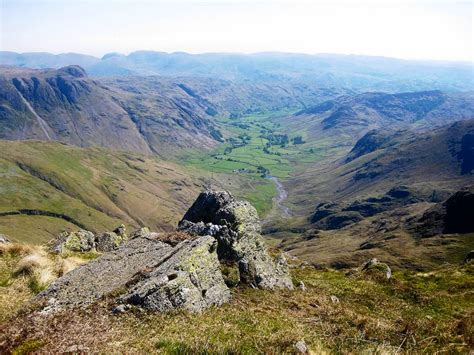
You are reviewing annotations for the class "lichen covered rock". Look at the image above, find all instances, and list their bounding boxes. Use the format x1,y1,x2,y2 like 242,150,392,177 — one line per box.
50,229,95,253
129,226,151,239
38,191,292,314
361,258,392,280
38,234,229,313
50,225,132,254
123,236,230,312
178,190,293,289
95,231,127,252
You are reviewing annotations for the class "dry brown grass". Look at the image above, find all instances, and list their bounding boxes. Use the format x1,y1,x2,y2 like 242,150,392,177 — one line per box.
0,242,93,322
0,242,34,256
1,262,472,354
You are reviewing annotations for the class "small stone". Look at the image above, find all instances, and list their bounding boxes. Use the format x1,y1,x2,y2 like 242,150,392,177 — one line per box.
129,227,150,239
0,234,10,244
361,258,392,280
464,250,474,264
64,345,90,353
298,281,306,291
330,295,340,304
112,304,128,314
295,340,308,353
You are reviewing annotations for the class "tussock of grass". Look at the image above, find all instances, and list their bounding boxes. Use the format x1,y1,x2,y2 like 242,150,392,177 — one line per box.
0,242,34,257
28,268,55,294
0,242,95,320
56,256,87,276
14,253,50,276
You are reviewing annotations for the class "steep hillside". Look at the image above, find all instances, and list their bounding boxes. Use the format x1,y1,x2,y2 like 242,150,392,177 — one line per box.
289,119,474,215
0,66,221,155
0,140,211,244
0,66,340,155
0,139,282,245
272,120,474,268
102,76,338,120
295,90,474,140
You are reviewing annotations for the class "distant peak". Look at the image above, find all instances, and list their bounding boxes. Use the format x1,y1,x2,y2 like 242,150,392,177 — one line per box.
58,65,87,78
102,52,125,60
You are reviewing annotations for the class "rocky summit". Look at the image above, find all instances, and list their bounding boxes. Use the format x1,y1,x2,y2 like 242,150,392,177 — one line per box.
36,191,292,314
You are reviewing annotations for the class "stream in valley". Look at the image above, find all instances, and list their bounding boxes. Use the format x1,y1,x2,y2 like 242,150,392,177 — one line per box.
266,176,292,218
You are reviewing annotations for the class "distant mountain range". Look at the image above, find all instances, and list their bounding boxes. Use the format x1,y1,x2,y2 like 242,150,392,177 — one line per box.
1,51,473,92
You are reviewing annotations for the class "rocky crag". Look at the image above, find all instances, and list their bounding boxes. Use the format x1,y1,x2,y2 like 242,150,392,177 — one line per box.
37,191,293,314
178,190,293,289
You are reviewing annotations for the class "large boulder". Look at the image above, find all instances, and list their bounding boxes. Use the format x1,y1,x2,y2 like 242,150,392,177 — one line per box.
38,234,229,313
178,190,293,289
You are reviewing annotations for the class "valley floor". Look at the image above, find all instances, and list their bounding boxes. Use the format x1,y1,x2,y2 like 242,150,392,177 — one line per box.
1,244,472,354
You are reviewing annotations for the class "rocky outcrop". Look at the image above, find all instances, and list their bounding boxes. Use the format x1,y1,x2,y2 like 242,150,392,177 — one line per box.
38,233,229,313
409,185,474,237
122,236,230,312
178,190,293,289
38,191,291,314
50,225,130,254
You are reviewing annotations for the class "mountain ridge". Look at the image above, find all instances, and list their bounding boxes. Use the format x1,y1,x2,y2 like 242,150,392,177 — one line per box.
2,51,473,92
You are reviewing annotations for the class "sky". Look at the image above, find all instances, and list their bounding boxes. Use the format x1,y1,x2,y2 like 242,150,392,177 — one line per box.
1,0,472,62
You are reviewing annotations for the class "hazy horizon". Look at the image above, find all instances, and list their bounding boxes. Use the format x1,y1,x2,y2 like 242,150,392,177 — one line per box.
2,49,474,65
1,0,472,62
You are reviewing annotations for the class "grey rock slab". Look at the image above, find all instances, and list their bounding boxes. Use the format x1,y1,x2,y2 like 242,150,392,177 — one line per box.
38,236,175,312
38,234,230,313
122,236,230,312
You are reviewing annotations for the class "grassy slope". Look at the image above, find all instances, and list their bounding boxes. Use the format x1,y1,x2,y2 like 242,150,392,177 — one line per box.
0,140,215,244
1,245,472,353
0,139,293,244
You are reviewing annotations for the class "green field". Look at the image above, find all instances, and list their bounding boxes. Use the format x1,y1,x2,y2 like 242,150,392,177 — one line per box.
183,111,322,177
179,110,347,220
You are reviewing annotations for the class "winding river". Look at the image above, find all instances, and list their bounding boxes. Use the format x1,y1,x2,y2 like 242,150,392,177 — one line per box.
266,176,292,218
